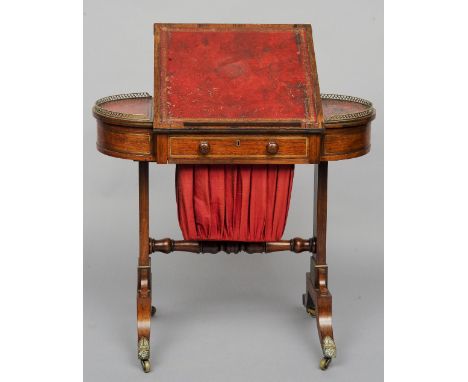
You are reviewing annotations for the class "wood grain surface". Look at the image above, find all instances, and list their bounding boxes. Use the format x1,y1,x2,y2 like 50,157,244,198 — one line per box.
94,93,374,163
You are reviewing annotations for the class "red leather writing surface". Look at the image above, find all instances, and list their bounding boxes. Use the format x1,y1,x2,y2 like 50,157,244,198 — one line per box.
156,25,319,124
176,165,294,241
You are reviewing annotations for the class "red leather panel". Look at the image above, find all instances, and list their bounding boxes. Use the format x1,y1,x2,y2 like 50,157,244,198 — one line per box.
158,26,316,122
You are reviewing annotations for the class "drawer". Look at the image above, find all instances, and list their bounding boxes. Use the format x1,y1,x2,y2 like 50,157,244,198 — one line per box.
96,121,155,161
167,135,316,164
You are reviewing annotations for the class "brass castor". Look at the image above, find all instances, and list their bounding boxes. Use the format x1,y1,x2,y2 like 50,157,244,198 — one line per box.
319,357,332,370
306,308,316,317
141,359,151,373
151,306,157,317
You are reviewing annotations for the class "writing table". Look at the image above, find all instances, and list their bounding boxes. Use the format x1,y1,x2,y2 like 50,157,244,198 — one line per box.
93,23,376,373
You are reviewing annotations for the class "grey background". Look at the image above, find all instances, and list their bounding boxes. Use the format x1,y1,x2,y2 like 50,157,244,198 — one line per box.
84,1,383,381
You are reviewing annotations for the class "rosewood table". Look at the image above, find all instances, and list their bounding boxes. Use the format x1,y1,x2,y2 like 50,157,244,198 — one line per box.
94,23,375,373
93,91,375,372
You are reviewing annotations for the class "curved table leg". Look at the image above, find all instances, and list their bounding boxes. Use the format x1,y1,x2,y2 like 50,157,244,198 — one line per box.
137,162,152,373
304,162,336,370
306,267,336,370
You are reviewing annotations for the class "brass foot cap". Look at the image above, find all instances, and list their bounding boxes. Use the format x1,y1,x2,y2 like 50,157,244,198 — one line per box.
320,357,331,370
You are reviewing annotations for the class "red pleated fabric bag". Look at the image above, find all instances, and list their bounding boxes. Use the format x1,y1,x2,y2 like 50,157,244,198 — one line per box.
176,164,294,242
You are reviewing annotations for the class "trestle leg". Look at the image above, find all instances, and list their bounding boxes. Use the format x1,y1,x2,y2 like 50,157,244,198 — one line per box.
137,162,153,373
303,162,336,370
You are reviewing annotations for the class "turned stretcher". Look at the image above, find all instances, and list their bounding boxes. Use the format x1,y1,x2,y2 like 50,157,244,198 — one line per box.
93,23,376,373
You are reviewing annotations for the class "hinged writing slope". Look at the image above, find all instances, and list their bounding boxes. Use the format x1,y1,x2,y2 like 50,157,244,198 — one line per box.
94,19,376,372
154,24,323,130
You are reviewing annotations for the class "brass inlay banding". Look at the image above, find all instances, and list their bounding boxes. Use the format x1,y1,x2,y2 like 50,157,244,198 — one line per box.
168,136,309,158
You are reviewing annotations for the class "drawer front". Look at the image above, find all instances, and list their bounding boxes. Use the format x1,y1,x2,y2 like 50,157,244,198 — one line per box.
96,121,155,161
168,135,313,164
322,124,371,161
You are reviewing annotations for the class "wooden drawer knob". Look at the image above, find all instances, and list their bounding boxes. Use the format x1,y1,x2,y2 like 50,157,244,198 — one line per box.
266,141,279,154
198,141,210,155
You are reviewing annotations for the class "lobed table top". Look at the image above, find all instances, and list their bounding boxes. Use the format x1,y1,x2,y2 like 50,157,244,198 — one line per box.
93,93,375,128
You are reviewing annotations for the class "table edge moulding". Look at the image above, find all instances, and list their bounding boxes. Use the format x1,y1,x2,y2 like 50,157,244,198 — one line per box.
94,92,375,163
